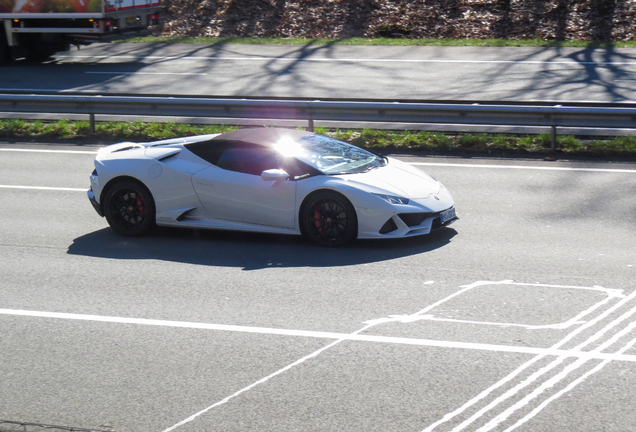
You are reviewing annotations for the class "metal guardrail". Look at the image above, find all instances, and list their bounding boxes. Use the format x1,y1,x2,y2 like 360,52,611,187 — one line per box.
1,93,635,149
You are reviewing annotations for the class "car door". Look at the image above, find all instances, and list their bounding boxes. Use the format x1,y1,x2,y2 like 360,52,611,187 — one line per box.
192,146,297,229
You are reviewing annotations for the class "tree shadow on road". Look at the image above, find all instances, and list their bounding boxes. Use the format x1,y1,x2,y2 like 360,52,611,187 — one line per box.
67,226,457,270
447,43,636,103
28,37,375,100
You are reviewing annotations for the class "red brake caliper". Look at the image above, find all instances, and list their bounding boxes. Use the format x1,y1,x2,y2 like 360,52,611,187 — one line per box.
136,196,145,215
313,205,323,234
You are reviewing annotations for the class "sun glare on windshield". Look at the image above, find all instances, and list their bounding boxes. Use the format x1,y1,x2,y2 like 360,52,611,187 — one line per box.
273,136,307,158
295,134,386,175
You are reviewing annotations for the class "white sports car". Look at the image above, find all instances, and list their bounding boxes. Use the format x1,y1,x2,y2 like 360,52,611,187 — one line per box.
88,128,457,246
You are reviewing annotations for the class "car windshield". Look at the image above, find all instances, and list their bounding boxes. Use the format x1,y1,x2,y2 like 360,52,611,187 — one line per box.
277,134,386,175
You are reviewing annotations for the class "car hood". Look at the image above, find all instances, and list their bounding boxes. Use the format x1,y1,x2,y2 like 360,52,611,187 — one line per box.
338,158,440,198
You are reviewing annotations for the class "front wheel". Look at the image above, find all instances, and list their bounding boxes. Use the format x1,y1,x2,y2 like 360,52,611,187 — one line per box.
103,180,155,237
301,191,357,247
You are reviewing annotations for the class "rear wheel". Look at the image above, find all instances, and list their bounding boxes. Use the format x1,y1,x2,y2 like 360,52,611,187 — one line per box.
104,180,155,237
301,191,357,247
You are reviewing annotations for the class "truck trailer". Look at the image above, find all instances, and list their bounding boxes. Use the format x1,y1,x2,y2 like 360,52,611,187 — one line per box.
0,0,161,64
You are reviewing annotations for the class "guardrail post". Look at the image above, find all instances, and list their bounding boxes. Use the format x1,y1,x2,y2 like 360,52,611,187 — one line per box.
89,113,95,135
308,118,314,132
551,125,557,150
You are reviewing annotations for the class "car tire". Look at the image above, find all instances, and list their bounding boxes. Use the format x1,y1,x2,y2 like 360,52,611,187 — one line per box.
301,190,357,247
103,179,156,237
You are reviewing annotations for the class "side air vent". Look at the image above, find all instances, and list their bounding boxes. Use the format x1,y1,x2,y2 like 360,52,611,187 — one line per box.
176,208,196,222
158,153,179,162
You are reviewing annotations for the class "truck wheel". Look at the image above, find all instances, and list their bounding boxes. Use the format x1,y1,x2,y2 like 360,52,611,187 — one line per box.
0,30,10,66
23,35,47,62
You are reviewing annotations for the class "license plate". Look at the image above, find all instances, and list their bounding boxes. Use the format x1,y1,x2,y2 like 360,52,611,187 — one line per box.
440,207,457,224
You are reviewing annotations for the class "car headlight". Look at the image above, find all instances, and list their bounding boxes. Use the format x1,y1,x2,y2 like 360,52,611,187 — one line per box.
372,193,409,205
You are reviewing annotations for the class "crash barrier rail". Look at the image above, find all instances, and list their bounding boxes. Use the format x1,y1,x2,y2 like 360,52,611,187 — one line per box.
1,93,635,149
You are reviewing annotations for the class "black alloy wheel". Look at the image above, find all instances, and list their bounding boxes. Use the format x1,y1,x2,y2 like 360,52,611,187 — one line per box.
302,191,357,247
104,180,155,237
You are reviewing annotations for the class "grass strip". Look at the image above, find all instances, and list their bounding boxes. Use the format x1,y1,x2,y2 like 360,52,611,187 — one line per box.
2,119,635,157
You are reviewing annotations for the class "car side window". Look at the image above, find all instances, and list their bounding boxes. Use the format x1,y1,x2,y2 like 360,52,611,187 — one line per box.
217,147,279,176
186,139,322,179
280,158,322,180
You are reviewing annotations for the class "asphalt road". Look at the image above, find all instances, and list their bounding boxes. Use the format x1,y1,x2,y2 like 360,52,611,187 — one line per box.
0,143,635,432
1,43,636,102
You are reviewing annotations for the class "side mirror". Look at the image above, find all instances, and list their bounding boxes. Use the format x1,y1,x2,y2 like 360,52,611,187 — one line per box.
261,169,289,182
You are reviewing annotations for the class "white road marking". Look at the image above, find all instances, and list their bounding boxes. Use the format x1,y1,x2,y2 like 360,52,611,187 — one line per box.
0,89,622,104
0,185,86,192
365,280,489,326
368,281,622,330
0,148,98,154
409,162,636,173
161,324,373,432
52,54,636,67
503,334,636,432
85,71,208,76
2,280,631,431
478,314,636,432
1,307,632,362
0,87,68,92
423,284,636,432
2,280,632,431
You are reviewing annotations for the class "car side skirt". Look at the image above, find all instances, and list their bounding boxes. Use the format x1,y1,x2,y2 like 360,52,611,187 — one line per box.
156,218,300,236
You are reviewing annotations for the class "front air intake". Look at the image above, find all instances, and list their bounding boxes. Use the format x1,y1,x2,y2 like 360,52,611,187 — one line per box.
379,218,398,234
397,212,436,227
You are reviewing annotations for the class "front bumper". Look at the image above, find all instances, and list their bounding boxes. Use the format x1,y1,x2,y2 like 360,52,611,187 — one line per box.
87,189,103,217
356,181,457,239
380,206,457,236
